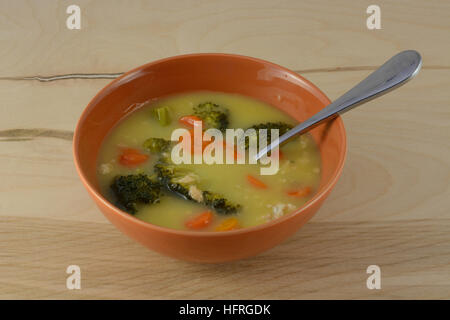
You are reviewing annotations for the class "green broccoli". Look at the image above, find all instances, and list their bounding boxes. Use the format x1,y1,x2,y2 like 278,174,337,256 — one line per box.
244,122,293,149
153,162,194,201
111,174,163,214
143,137,172,153
154,161,240,214
203,191,241,214
152,106,171,126
193,102,229,131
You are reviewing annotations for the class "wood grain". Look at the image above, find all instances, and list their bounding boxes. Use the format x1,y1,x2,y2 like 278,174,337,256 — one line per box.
0,0,449,299
1,0,449,76
1,216,449,299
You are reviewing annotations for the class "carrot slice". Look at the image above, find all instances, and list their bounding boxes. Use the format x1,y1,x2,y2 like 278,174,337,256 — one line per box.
246,174,268,189
215,218,240,231
185,211,214,230
179,115,203,128
286,186,312,197
118,148,149,167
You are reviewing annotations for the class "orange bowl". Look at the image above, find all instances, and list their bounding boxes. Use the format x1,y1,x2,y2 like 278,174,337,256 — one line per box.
73,53,346,263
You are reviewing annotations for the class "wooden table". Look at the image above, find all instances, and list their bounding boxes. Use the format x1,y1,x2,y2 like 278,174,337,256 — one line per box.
1,0,449,299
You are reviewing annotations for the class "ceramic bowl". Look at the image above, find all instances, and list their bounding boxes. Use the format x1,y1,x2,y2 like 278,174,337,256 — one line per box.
73,53,346,263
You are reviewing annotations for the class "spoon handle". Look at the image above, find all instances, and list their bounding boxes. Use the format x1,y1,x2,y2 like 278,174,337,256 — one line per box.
256,50,422,160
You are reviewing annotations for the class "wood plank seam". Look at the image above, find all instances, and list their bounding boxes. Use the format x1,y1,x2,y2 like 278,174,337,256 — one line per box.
1,65,449,83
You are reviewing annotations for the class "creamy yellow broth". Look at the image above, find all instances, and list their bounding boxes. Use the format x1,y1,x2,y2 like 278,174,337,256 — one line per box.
97,91,321,231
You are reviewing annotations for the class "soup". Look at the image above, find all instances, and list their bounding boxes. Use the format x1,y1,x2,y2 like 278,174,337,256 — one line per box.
97,91,321,231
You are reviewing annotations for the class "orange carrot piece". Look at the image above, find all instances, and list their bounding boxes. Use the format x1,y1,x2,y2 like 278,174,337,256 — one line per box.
118,148,149,167
286,186,312,197
215,218,240,231
246,174,268,189
185,211,214,230
179,115,203,128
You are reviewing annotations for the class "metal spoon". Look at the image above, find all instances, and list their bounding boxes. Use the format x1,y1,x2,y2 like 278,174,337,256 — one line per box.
255,50,422,160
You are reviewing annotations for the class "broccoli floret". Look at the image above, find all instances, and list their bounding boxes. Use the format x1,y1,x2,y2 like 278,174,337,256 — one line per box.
111,174,163,214
143,137,172,153
203,191,241,214
193,102,229,131
153,162,194,201
244,122,293,149
154,161,240,214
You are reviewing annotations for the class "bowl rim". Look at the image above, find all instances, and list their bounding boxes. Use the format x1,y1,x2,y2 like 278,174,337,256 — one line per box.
73,52,347,238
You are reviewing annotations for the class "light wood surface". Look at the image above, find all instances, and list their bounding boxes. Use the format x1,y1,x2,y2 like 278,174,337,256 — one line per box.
0,0,449,299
